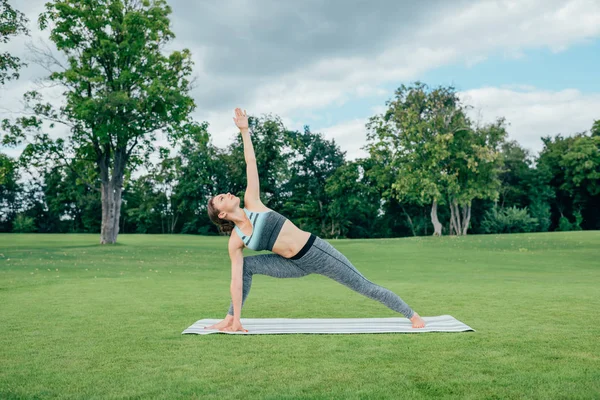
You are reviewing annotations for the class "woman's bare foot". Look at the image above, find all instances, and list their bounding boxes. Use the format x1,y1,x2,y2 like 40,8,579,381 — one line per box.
410,312,426,328
204,315,234,330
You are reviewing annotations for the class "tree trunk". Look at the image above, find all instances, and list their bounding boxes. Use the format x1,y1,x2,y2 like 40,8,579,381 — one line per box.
170,213,178,234
430,200,442,236
99,147,126,244
400,204,416,236
461,203,471,235
449,200,459,235
449,198,471,236
318,200,325,236
100,180,123,243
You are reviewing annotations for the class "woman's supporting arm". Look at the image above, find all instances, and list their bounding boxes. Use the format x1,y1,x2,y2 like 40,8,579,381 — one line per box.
229,237,244,319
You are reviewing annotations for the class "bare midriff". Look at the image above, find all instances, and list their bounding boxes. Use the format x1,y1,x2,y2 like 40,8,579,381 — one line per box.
271,219,312,259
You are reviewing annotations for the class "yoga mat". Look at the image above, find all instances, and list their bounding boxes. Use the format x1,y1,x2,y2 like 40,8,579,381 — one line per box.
182,315,474,335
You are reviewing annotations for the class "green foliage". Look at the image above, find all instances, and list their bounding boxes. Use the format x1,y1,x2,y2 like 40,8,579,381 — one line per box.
0,152,17,187
365,82,506,235
124,175,161,233
591,120,600,137
365,82,460,205
481,206,538,234
324,159,380,238
3,0,196,193
445,118,506,206
528,198,551,232
538,129,600,230
557,217,572,232
560,135,600,198
557,210,583,232
281,125,345,237
12,213,36,232
0,0,29,85
497,140,534,208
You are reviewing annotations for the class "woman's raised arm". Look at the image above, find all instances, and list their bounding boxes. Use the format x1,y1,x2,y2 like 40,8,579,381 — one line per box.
233,108,260,203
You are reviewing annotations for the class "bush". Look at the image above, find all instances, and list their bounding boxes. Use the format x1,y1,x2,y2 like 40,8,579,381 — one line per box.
557,210,583,231
481,206,538,234
529,199,551,232
12,214,37,233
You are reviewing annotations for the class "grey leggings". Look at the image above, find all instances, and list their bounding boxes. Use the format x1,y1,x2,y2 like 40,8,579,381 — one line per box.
228,235,415,319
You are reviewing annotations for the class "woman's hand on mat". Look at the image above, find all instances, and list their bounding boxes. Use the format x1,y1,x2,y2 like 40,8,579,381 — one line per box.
233,108,248,131
410,312,426,329
220,319,248,333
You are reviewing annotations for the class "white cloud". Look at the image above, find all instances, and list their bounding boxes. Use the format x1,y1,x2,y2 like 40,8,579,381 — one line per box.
459,86,600,154
320,118,371,161
199,0,600,155
2,0,600,176
317,87,600,162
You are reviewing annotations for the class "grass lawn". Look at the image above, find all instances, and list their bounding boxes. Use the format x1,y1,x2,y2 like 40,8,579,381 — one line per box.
1,231,599,399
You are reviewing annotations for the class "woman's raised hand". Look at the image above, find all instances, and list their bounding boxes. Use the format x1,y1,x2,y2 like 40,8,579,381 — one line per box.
233,108,249,131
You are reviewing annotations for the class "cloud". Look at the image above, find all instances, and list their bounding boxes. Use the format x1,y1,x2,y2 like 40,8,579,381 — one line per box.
459,86,600,154
2,0,600,175
319,118,371,161
317,88,600,162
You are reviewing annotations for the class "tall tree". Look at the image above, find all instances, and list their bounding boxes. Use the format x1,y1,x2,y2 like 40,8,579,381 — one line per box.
324,158,380,238
445,118,506,235
591,120,600,137
493,139,552,232
365,82,466,236
168,121,227,235
497,140,535,209
2,0,196,243
537,134,579,229
559,130,600,230
0,0,29,231
283,125,345,237
0,153,20,231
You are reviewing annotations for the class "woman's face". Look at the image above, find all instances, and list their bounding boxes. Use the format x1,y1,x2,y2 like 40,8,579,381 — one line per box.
215,192,239,219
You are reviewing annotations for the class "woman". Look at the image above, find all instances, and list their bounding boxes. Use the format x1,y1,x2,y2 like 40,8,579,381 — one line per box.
205,108,426,332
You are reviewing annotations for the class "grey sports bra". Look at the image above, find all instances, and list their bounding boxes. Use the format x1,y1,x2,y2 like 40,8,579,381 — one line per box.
233,208,287,251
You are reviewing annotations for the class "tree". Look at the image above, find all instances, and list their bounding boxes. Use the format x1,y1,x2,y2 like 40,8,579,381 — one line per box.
1,0,196,243
169,121,227,235
1,0,29,232
0,153,20,231
493,140,552,232
445,118,506,235
537,134,580,229
365,82,467,236
497,140,533,209
591,120,600,137
559,130,600,230
0,0,29,85
324,159,380,238
561,135,600,199
283,125,345,237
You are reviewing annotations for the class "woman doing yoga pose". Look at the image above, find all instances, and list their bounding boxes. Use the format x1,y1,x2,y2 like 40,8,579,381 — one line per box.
205,108,426,332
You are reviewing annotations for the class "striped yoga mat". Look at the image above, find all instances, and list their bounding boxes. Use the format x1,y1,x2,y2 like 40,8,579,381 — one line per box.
182,315,474,335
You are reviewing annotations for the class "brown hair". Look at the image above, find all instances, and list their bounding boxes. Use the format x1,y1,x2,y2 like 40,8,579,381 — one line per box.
207,196,235,236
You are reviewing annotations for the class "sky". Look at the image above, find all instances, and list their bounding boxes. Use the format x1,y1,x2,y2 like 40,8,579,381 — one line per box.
1,0,599,179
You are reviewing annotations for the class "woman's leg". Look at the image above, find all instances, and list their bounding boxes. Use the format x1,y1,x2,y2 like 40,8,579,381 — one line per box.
227,254,310,317
302,238,415,319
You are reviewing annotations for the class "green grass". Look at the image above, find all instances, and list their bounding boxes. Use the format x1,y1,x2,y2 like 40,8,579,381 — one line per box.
1,231,599,399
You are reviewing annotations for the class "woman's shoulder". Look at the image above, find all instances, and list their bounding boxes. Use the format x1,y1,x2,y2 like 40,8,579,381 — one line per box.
229,228,245,249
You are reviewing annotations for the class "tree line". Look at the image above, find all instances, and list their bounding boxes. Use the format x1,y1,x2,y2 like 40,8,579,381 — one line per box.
1,0,599,241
